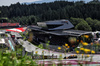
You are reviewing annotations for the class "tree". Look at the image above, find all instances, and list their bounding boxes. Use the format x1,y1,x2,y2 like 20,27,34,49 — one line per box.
94,22,100,31
75,20,92,31
26,15,37,25
0,11,1,17
70,17,84,26
86,17,94,26
86,17,94,30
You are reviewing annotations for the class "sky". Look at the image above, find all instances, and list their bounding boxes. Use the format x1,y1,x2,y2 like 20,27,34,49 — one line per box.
0,0,42,6
0,0,92,6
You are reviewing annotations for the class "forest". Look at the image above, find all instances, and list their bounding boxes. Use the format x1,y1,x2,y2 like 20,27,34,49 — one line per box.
0,0,100,31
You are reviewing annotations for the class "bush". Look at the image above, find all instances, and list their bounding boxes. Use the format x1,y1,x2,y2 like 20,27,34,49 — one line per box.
0,51,38,66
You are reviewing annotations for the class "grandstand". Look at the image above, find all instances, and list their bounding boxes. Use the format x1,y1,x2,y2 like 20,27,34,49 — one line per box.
0,18,19,28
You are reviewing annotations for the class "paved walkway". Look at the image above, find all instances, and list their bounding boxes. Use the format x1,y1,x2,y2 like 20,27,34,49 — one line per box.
37,59,100,66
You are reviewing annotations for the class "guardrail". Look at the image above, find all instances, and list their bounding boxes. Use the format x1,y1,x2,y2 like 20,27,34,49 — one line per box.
32,55,57,59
